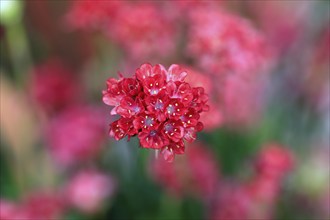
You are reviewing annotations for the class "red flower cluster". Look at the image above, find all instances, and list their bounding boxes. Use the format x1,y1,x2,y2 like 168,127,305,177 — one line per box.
103,64,209,162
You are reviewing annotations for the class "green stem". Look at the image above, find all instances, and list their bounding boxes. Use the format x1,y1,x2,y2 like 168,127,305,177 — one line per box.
6,20,33,85
158,193,182,220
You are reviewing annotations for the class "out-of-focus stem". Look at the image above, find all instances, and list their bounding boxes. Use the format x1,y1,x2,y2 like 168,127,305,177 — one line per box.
155,149,159,159
0,75,35,194
159,193,182,220
6,21,33,85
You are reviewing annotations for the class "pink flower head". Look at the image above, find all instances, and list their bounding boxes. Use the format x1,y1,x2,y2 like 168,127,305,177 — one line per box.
65,170,116,214
21,192,65,220
150,143,220,199
1,194,64,220
29,59,80,113
246,176,281,206
210,144,294,220
173,0,219,12
0,199,22,220
103,63,209,162
46,106,106,167
248,1,311,53
186,9,272,127
187,8,272,77
210,185,251,220
211,179,282,220
220,74,266,126
304,28,330,112
65,0,123,30
183,66,213,94
255,143,294,180
108,3,176,60
240,145,294,219
199,102,223,131
162,0,221,24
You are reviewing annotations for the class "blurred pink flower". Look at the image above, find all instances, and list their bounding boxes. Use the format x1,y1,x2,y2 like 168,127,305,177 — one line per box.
163,0,220,21
108,3,177,60
199,102,223,131
187,8,272,78
210,144,294,220
21,192,65,220
46,106,106,167
248,1,311,53
0,192,64,220
255,143,294,180
211,179,284,220
210,185,251,220
0,199,21,220
65,170,116,214
173,0,218,11
183,66,213,95
185,8,273,128
29,59,80,113
246,176,281,205
243,144,294,219
219,74,266,126
304,28,330,112
65,0,123,30
151,143,220,200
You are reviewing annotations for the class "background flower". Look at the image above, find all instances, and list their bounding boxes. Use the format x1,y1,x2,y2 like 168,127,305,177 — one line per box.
65,170,117,214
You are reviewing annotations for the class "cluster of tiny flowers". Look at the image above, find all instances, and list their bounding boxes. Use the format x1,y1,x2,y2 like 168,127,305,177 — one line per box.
103,64,209,162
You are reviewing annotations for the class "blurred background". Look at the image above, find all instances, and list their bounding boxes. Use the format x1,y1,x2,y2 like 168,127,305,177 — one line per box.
0,1,329,220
